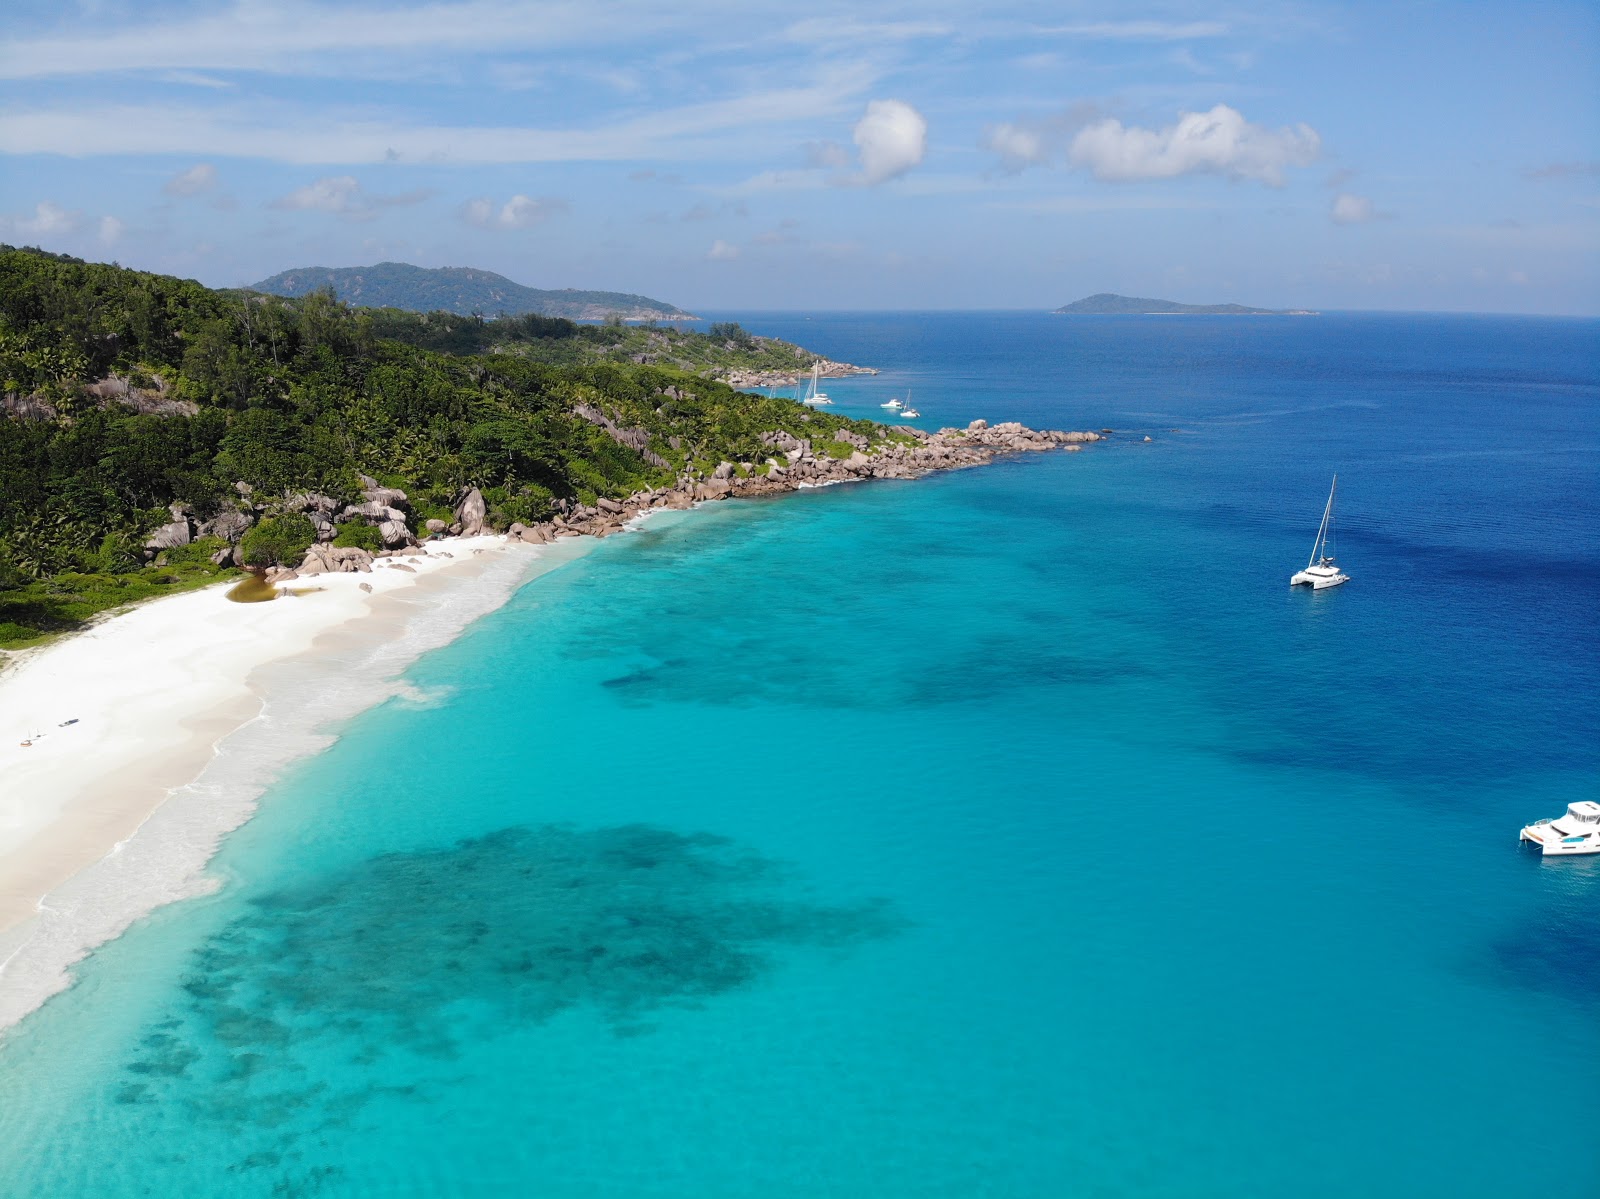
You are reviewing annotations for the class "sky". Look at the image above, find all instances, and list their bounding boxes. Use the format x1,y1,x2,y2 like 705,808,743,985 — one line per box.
1,1,1597,314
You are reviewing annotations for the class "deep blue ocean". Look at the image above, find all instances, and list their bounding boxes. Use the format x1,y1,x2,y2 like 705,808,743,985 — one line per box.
2,311,1597,1197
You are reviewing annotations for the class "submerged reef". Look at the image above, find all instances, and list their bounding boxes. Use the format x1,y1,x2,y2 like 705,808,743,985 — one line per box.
114,824,902,1187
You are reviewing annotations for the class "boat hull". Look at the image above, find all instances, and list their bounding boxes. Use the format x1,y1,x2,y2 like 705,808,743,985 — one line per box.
1290,569,1349,589
1520,827,1600,855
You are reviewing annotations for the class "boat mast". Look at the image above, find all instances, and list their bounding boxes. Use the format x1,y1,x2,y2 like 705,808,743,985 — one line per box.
1308,474,1337,566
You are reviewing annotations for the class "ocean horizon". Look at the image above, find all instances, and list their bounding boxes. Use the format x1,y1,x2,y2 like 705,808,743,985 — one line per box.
2,309,1596,1197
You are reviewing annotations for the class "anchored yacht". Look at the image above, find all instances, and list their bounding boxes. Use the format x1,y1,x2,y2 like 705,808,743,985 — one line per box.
1290,475,1350,589
1520,801,1600,856
801,364,833,405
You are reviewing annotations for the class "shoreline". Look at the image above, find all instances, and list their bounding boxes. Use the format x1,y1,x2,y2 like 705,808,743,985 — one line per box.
0,420,1099,1035
0,533,594,1033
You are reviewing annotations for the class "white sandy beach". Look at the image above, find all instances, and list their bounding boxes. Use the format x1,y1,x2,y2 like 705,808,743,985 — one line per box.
0,534,583,1032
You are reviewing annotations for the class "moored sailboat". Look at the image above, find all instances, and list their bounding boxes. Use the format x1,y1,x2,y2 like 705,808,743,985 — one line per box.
1290,475,1349,589
801,363,832,405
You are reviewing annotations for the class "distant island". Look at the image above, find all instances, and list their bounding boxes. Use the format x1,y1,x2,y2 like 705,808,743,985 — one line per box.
1054,293,1316,316
251,262,696,321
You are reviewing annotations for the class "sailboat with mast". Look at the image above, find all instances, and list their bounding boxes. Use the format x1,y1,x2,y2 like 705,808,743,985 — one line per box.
801,363,833,405
1290,475,1349,589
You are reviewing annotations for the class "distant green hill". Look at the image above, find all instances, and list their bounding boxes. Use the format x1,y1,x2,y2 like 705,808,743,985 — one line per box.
1054,293,1313,315
251,262,695,321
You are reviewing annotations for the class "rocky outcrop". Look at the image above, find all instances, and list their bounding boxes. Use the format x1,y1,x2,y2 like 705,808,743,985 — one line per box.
298,545,375,575
144,520,192,552
455,487,487,536
83,373,198,417
197,508,254,542
573,403,670,468
720,358,878,392
284,419,1098,573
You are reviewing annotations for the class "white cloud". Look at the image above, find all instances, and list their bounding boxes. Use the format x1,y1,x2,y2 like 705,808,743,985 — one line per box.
271,175,366,212
1069,104,1320,186
164,162,217,196
805,140,851,170
270,175,430,218
850,99,927,185
708,239,740,260
157,70,234,88
462,194,563,229
0,1,689,80
1331,193,1374,224
1040,21,1229,41
784,18,951,45
98,215,126,244
0,66,874,163
0,200,81,236
981,122,1047,171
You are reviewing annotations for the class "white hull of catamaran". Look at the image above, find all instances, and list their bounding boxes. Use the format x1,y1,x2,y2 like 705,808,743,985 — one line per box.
1291,569,1349,588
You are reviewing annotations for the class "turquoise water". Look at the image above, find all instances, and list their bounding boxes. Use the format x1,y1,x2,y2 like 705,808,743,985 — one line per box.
2,313,1597,1197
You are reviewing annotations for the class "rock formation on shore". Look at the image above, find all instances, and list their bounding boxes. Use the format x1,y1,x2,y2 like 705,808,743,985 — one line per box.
495,420,1101,543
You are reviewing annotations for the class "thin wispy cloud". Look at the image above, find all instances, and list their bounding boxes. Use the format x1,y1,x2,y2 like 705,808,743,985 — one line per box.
1039,20,1229,41
462,194,565,229
164,163,218,196
1526,161,1600,181
0,1,688,80
0,65,875,164
1331,193,1375,224
270,175,432,219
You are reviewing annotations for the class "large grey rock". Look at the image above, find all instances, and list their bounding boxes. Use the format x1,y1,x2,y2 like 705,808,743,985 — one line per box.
596,497,625,514
197,509,253,542
286,492,338,514
341,499,389,521
363,486,408,509
455,487,487,536
378,518,413,548
144,520,192,551
425,518,448,534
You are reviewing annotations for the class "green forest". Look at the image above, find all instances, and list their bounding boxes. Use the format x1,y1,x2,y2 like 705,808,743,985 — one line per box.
0,246,892,647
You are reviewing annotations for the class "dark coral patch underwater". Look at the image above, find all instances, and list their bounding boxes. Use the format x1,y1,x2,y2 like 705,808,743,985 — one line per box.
114,823,903,1186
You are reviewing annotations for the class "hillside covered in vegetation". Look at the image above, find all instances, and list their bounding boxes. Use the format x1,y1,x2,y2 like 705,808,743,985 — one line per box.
0,247,897,646
253,262,693,321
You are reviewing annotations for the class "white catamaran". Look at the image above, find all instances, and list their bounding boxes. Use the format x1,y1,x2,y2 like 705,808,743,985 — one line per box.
801,364,833,405
1290,475,1350,589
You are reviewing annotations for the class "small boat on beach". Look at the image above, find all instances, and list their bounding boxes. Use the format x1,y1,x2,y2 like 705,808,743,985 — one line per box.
1290,475,1349,589
1520,801,1600,856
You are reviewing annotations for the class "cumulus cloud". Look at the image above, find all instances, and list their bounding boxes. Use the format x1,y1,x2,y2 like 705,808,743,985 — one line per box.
1069,104,1320,185
0,200,81,236
462,193,564,230
707,239,740,260
271,175,431,219
98,215,125,244
1331,193,1374,224
850,99,927,185
164,162,217,196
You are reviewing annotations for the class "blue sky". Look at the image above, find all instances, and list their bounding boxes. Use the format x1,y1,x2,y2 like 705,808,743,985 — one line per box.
1,1,1596,313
